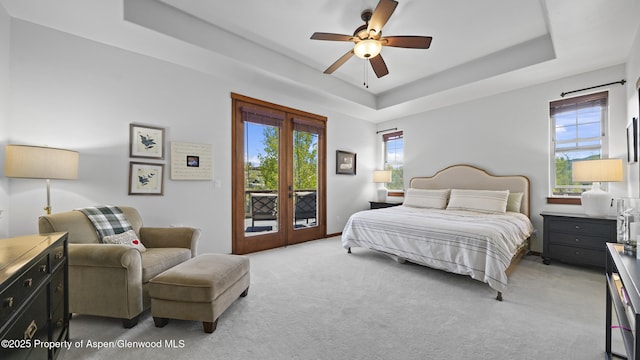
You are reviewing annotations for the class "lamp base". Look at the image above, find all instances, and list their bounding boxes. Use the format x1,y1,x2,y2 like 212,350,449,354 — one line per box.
377,187,388,202
581,182,612,217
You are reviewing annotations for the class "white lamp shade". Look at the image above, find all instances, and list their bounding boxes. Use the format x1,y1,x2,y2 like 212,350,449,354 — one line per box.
5,145,79,180
373,170,392,183
354,39,382,59
572,158,623,182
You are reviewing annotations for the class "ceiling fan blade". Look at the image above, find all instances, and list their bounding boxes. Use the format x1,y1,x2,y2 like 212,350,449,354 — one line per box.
324,50,355,74
382,36,432,49
367,0,398,36
369,54,389,78
311,32,355,42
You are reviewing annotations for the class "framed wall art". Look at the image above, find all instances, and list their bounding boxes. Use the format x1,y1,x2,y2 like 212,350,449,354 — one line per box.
336,150,356,175
129,162,164,195
170,141,213,180
130,123,165,159
628,117,638,164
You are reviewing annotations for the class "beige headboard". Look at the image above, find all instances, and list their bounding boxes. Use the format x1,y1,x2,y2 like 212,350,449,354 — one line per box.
409,164,531,217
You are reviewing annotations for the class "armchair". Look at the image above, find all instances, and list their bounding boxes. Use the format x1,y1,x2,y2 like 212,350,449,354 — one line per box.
38,206,200,328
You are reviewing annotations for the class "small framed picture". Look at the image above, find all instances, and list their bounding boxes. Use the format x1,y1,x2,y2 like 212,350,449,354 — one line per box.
130,123,165,159
129,162,164,195
629,117,638,164
336,150,356,175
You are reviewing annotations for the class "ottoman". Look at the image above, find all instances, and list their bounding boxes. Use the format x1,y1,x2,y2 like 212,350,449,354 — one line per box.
148,253,250,333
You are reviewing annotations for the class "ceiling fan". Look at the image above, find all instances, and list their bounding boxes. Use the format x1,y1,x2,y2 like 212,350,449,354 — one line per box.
310,0,432,79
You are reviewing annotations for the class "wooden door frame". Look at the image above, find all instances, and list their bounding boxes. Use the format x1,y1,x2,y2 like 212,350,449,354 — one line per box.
231,93,327,254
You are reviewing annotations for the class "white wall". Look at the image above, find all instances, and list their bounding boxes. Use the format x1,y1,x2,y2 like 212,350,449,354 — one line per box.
0,5,10,238
377,65,629,252
626,24,640,197
5,20,376,252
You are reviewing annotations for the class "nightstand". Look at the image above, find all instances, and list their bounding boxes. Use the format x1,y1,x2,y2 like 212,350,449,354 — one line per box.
369,201,402,210
541,211,616,268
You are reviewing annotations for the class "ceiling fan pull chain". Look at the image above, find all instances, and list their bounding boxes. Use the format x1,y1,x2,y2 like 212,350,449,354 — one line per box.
364,60,369,88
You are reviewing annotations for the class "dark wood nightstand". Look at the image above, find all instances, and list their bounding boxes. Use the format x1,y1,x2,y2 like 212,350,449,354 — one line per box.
369,201,402,210
541,211,616,268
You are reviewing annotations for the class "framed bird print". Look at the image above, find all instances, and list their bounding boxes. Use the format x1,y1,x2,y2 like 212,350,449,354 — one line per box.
129,162,164,195
130,123,165,159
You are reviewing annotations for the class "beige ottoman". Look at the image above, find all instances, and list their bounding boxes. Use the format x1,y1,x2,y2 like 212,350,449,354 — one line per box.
148,253,250,333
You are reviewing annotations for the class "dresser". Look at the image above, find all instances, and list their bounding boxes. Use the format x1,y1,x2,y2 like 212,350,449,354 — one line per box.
605,243,640,359
369,201,402,210
0,233,69,360
541,211,616,267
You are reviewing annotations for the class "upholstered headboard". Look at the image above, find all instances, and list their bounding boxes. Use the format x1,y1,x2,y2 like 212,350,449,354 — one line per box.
409,164,531,217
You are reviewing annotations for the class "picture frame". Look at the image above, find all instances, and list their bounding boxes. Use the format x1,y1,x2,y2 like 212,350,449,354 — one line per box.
628,117,638,164
130,123,165,159
336,150,356,175
129,162,164,195
170,142,213,180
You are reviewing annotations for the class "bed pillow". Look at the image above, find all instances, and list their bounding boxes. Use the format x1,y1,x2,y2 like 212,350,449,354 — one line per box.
403,188,450,209
446,189,509,214
506,192,524,213
102,229,147,252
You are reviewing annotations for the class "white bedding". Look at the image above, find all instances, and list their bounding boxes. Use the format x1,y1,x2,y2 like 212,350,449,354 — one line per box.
341,206,534,292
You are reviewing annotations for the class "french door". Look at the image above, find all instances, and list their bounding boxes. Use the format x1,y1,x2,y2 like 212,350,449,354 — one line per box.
231,94,326,254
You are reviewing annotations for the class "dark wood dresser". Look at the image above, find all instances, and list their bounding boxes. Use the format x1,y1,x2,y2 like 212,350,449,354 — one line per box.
369,201,402,210
541,211,616,268
0,232,69,360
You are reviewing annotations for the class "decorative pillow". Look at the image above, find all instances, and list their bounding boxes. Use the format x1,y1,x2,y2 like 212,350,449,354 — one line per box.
446,189,509,214
507,192,524,213
102,230,146,252
403,188,450,209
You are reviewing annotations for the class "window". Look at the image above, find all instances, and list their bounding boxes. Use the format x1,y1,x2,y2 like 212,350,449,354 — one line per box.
383,131,404,191
550,91,608,197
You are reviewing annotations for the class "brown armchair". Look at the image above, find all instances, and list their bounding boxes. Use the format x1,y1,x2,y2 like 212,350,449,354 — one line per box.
38,206,200,328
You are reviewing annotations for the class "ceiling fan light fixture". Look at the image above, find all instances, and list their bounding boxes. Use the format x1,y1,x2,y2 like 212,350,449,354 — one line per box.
354,39,382,59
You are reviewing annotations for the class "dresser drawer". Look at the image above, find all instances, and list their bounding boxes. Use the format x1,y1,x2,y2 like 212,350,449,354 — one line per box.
0,289,49,360
0,256,49,326
49,244,66,273
548,232,608,250
50,269,66,312
548,218,612,236
549,244,605,267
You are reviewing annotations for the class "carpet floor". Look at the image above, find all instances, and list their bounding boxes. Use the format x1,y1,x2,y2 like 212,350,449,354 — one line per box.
59,237,621,360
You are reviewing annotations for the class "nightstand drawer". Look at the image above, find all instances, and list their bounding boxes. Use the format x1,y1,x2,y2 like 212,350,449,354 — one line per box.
548,232,609,250
549,244,605,267
548,219,612,237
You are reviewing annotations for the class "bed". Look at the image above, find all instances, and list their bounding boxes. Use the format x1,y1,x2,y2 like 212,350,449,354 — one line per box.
341,164,534,301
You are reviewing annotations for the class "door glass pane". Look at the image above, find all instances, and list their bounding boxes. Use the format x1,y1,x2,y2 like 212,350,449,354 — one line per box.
293,129,318,229
245,121,279,236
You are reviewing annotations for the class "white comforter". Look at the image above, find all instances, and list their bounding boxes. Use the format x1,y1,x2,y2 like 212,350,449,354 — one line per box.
341,206,534,292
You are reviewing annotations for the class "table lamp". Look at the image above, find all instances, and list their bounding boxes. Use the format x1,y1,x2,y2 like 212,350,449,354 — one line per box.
572,158,623,217
5,144,79,214
373,170,392,202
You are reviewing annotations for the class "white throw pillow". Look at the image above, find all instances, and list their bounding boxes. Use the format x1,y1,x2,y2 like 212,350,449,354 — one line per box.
102,229,147,252
446,189,509,214
403,188,450,209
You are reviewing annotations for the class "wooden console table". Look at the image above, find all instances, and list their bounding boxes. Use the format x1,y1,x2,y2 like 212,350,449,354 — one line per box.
0,232,69,360
606,243,640,360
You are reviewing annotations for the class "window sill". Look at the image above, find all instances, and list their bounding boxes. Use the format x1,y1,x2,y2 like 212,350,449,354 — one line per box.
547,197,581,205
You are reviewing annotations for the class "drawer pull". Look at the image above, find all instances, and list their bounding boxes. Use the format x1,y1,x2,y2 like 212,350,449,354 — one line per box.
56,283,64,293
39,264,47,273
24,278,33,288
54,251,64,260
575,238,581,242
575,251,580,255
3,297,14,308
56,318,64,328
24,320,37,340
